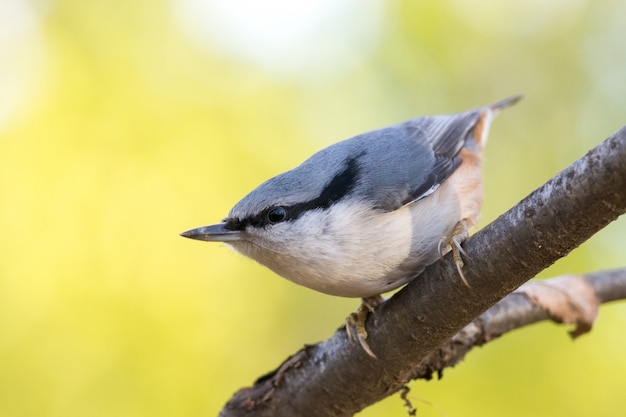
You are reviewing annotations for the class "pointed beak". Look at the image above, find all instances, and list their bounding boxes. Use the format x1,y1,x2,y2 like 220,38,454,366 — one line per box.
180,223,242,242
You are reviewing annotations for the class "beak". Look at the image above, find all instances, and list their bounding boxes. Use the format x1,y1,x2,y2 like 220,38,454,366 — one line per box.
180,223,242,242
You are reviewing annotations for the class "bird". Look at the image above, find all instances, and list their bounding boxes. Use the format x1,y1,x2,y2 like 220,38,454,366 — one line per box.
181,96,521,358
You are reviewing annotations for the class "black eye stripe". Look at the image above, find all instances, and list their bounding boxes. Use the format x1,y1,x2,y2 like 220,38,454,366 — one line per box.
224,154,362,231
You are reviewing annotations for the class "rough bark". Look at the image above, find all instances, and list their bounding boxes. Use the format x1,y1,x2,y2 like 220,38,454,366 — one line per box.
219,126,626,417
405,269,626,384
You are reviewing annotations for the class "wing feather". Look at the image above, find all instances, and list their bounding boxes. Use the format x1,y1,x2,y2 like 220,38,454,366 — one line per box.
358,110,481,212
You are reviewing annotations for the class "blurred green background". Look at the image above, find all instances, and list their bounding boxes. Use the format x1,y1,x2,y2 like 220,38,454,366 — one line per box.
1,0,626,416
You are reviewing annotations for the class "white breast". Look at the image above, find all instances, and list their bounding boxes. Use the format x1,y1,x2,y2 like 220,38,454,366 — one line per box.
229,181,463,297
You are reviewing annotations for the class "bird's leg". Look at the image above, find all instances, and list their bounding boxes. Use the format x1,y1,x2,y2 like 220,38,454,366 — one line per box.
345,295,385,359
438,219,471,288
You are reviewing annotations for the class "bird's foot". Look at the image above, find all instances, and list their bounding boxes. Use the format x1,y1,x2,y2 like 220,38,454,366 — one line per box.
345,295,385,359
438,219,471,288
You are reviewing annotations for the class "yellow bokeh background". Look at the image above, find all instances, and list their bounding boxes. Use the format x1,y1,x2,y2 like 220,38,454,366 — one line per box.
1,1,625,416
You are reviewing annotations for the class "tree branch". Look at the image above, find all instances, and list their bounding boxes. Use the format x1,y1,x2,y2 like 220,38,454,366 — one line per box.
405,268,626,384
219,126,626,417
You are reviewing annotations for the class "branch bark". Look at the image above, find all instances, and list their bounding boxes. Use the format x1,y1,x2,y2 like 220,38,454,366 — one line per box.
405,269,626,384
219,126,626,417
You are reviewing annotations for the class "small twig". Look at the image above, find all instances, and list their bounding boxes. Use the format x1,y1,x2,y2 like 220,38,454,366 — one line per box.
400,386,417,416
407,269,626,382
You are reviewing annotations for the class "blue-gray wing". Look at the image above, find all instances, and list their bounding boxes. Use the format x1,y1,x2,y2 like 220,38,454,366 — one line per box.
351,110,482,212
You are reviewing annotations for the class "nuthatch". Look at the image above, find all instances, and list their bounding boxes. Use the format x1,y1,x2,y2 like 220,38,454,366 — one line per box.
181,96,521,357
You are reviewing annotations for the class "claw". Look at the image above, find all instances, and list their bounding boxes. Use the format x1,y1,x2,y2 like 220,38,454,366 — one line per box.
345,295,384,359
440,219,472,288
437,238,446,261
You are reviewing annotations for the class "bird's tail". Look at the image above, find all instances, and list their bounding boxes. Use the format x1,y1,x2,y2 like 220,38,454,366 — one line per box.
471,95,523,149
488,94,524,114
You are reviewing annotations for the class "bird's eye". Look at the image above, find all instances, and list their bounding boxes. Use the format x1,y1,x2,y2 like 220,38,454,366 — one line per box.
267,206,287,224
